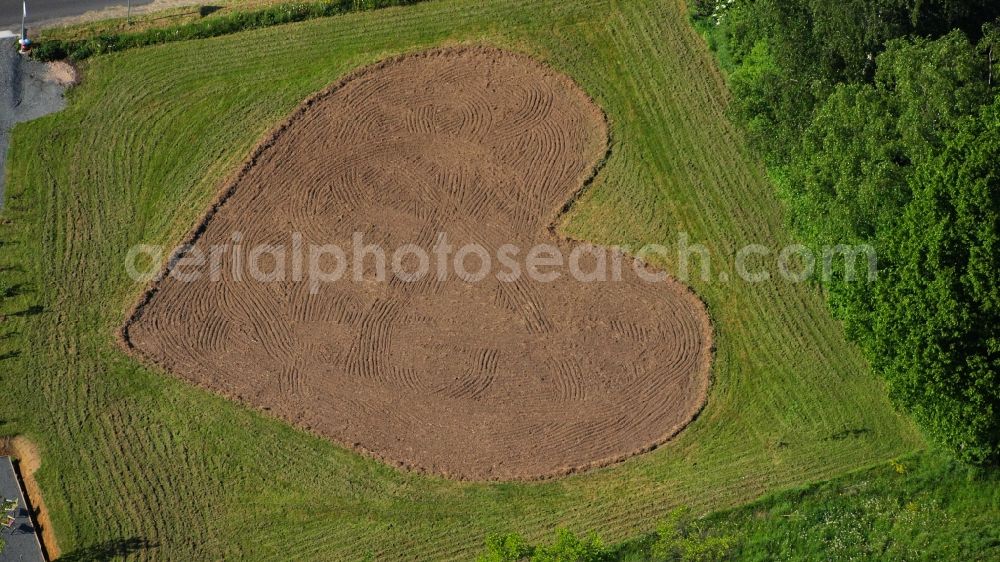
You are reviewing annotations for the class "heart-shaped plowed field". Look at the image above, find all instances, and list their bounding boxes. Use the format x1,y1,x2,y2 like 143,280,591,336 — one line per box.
122,46,713,480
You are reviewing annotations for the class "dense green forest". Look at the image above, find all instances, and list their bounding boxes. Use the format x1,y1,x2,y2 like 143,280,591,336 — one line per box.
696,0,1000,465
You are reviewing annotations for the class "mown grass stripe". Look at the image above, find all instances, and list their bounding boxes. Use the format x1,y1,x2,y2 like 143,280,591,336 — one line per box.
0,0,923,559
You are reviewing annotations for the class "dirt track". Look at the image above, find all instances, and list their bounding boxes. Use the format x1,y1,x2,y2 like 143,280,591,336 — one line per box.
122,47,713,480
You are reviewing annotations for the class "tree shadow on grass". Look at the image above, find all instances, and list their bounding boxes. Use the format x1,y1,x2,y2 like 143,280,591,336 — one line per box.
60,537,157,561
826,427,871,441
0,283,25,299
9,305,43,318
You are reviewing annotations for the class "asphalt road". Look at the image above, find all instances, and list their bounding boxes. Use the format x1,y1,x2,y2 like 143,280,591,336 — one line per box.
1,0,153,31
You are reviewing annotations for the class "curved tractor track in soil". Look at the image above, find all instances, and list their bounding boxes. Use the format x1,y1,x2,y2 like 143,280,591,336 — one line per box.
121,46,713,480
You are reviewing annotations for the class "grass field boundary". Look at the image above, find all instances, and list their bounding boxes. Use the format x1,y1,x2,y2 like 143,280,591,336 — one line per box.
32,0,431,61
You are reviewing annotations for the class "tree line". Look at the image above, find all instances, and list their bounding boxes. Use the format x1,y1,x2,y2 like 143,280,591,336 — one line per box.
696,0,1000,465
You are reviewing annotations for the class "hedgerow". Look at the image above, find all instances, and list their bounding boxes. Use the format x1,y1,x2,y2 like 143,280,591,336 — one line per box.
32,0,427,61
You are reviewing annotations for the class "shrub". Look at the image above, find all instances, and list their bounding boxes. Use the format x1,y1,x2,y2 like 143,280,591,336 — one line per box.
478,533,531,562
476,529,609,562
689,0,717,20
532,529,607,562
650,507,737,562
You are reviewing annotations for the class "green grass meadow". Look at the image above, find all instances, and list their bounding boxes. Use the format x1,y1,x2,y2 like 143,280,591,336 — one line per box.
0,0,923,558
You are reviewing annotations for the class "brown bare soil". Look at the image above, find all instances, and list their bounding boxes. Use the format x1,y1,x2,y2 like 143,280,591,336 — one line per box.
121,46,713,480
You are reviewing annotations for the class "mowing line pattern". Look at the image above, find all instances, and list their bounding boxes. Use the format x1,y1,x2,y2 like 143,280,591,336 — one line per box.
122,46,713,481
0,0,921,559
